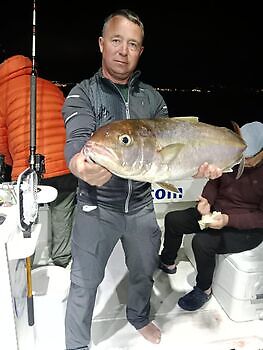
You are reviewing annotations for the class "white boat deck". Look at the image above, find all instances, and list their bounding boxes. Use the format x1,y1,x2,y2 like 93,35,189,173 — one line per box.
2,181,262,350
89,245,263,350
27,245,263,350
17,244,262,350
4,228,263,350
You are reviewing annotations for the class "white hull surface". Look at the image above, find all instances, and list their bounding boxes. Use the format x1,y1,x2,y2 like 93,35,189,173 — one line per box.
1,180,262,350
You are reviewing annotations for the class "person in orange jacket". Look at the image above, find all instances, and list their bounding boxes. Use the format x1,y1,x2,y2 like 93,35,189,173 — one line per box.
0,54,77,267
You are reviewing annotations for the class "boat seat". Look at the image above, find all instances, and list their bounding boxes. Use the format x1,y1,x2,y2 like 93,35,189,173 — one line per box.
183,234,263,321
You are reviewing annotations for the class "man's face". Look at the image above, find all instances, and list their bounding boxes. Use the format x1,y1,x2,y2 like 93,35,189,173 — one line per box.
99,15,144,84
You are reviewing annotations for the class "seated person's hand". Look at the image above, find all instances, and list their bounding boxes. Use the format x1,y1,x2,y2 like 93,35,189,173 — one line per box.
208,213,229,230
69,152,112,186
194,162,222,179
244,149,263,168
197,196,211,216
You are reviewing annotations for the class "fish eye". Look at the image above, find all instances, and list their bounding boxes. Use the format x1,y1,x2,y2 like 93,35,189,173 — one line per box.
119,134,132,146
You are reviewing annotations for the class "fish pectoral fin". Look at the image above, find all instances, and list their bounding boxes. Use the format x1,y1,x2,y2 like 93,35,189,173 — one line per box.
159,143,185,162
157,182,180,193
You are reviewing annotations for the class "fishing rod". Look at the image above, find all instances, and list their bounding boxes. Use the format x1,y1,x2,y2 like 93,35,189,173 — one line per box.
29,0,45,178
26,0,37,327
16,0,40,326
26,0,38,327
29,0,37,170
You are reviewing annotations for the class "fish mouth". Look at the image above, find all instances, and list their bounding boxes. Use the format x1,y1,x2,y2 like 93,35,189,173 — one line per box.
84,141,119,163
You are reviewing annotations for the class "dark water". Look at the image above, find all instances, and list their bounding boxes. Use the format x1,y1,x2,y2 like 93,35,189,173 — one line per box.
159,88,263,129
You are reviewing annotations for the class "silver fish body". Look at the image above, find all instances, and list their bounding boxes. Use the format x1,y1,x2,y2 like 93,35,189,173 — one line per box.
83,117,247,186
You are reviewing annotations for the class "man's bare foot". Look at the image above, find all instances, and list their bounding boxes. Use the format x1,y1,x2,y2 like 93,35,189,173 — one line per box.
138,322,161,344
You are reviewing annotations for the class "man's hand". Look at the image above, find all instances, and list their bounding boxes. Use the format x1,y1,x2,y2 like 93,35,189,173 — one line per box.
194,162,222,179
197,196,211,215
69,152,112,186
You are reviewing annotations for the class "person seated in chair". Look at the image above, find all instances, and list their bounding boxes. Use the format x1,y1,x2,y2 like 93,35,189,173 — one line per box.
159,121,263,311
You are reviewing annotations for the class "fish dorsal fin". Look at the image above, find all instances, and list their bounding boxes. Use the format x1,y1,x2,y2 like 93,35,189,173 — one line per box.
235,156,245,179
159,143,185,163
156,182,180,193
170,116,199,123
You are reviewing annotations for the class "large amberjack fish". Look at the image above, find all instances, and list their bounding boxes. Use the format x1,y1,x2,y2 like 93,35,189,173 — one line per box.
83,117,247,192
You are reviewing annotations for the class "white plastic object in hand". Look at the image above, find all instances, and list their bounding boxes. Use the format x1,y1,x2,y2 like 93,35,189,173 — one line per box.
198,211,221,230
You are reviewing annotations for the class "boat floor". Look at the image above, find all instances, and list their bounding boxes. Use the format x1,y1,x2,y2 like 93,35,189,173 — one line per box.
27,246,262,350
91,260,262,350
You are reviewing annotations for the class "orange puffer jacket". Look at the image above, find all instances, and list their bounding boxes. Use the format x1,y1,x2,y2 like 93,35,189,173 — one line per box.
0,55,70,180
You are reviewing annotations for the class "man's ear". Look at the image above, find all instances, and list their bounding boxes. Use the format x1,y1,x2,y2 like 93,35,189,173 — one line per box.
139,46,144,56
98,37,104,53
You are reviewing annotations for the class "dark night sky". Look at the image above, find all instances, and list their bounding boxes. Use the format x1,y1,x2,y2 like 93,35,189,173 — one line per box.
1,1,263,89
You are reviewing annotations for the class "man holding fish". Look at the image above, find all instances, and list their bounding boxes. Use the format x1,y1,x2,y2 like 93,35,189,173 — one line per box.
62,9,222,349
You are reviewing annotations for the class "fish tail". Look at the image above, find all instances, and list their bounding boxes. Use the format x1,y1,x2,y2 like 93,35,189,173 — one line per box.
235,156,245,179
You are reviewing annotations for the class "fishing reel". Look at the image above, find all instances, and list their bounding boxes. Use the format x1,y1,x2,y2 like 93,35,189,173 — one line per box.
17,153,45,238
31,153,45,180
17,168,38,237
